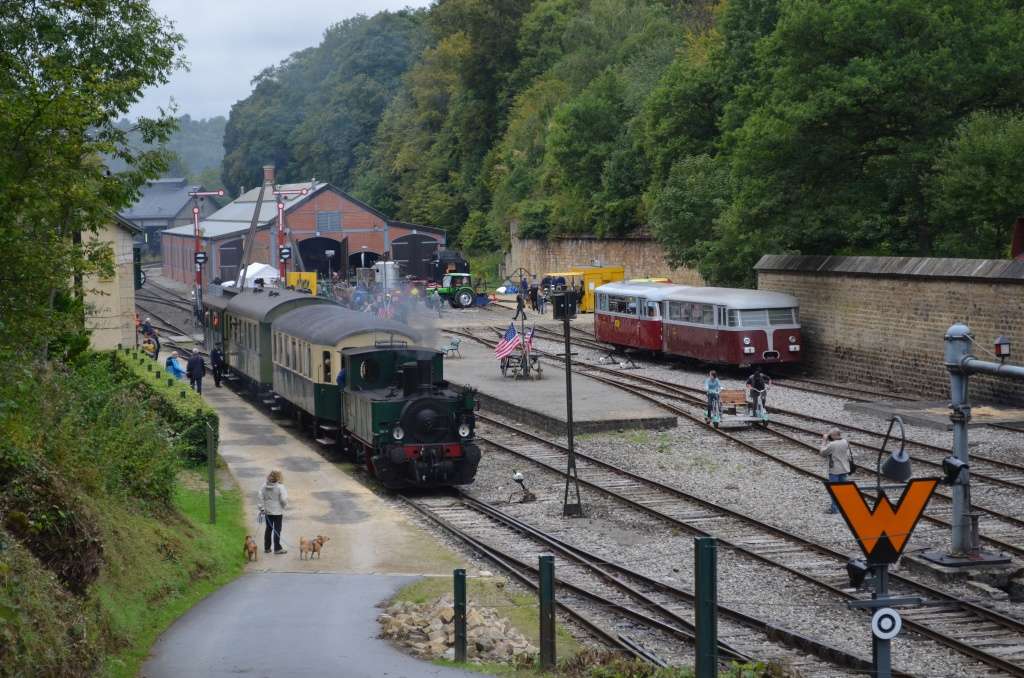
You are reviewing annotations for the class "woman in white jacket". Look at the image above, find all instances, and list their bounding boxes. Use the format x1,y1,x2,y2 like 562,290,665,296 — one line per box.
258,470,289,554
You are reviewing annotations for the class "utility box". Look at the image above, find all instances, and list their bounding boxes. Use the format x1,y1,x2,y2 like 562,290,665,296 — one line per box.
553,292,577,320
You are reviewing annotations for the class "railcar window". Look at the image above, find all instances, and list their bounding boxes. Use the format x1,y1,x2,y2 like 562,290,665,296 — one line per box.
645,301,659,318
607,295,637,315
768,308,796,325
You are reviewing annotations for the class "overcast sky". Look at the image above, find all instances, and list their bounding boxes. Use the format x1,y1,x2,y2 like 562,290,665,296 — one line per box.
129,0,431,121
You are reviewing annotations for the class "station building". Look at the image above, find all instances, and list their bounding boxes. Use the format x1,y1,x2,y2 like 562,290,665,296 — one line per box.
84,214,140,351
160,165,445,285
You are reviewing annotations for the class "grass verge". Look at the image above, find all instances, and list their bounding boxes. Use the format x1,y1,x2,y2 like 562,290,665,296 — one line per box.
391,575,581,676
97,468,245,677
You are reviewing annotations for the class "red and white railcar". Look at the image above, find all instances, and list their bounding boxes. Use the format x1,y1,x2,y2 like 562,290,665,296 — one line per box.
593,282,802,366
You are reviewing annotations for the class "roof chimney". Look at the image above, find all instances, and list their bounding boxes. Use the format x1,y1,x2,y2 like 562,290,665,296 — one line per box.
262,164,275,186
1013,217,1024,260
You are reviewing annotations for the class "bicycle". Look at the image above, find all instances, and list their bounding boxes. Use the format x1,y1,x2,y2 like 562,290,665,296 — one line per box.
706,392,722,428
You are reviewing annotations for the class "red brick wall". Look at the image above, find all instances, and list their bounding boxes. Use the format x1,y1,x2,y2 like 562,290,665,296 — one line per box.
160,190,443,284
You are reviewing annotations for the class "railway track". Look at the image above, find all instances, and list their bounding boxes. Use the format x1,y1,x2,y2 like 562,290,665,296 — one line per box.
403,490,876,675
571,369,1024,550
475,414,1024,677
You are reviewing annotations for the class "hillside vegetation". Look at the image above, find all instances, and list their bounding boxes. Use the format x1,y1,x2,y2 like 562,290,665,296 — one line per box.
0,354,244,677
223,0,1024,284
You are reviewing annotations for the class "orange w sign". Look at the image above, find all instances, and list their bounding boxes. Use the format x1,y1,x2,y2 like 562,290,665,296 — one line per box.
825,479,939,564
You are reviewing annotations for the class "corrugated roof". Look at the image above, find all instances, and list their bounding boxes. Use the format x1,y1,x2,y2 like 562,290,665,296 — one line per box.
755,254,1024,282
271,305,420,346
163,181,322,239
120,178,193,221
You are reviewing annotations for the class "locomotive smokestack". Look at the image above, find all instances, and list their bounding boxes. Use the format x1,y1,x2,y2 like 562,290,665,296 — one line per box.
1013,216,1024,261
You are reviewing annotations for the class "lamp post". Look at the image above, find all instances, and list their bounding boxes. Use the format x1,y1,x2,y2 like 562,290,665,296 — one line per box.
188,188,224,320
274,185,309,280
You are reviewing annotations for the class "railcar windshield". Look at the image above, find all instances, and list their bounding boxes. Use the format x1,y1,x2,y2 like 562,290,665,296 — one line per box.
726,307,799,327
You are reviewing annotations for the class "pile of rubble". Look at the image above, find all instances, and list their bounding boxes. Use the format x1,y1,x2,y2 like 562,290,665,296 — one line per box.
378,595,538,663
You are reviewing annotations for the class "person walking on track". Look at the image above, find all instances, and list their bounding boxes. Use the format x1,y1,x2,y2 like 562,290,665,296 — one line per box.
258,470,289,554
746,366,771,416
186,352,206,394
820,428,853,514
513,291,527,320
210,346,225,387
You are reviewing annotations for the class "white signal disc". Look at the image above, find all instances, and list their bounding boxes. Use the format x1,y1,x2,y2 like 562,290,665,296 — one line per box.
871,607,902,640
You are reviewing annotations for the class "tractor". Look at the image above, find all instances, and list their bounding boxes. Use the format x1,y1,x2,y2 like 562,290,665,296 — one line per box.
433,272,477,308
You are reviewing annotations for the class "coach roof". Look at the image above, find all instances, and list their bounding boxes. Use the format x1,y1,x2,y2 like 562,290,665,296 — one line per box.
271,305,421,346
226,288,331,323
595,281,688,301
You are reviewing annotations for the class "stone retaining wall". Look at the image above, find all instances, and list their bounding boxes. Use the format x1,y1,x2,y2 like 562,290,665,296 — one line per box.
502,227,703,285
756,255,1024,406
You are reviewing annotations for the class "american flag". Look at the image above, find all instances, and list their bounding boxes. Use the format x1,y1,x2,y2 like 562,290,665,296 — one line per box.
524,326,534,352
494,323,521,359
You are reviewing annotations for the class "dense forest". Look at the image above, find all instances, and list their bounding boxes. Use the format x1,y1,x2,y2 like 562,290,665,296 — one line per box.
223,0,1024,284
110,115,228,189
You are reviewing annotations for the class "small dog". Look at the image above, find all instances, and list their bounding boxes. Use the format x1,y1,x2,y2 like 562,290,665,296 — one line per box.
299,535,330,560
244,535,258,562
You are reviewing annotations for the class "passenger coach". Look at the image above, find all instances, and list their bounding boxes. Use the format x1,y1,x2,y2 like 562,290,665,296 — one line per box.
593,282,801,366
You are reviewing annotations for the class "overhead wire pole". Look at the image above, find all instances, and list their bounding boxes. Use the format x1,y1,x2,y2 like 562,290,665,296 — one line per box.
237,184,268,293
274,184,309,281
188,188,224,321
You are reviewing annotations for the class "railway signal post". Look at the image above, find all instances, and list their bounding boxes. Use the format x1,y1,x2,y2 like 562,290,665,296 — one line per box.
922,323,1023,567
188,188,224,321
827,478,939,678
274,185,309,281
554,290,583,517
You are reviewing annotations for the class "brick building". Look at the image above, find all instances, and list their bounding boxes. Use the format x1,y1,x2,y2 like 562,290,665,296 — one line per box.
161,166,445,285
756,254,1024,405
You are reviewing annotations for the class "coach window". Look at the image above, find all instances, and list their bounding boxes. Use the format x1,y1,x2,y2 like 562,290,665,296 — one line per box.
700,304,714,325
322,351,332,384
645,301,660,318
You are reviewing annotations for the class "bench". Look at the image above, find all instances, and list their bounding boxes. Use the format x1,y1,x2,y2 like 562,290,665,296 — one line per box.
441,337,462,358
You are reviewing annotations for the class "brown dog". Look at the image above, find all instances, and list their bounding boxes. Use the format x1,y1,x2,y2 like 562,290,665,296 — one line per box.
299,535,329,560
244,535,258,562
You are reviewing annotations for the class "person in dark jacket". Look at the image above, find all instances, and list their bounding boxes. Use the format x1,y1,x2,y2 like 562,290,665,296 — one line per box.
513,292,527,320
186,352,206,394
528,282,539,311
210,347,225,387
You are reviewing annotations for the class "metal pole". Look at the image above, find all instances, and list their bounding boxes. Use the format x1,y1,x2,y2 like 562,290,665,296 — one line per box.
943,324,973,554
206,421,216,524
872,564,892,678
276,197,286,280
538,555,555,669
453,568,467,662
561,298,583,517
694,537,718,678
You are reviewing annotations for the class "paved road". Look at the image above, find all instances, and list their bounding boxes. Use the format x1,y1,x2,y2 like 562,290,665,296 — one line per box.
141,573,482,678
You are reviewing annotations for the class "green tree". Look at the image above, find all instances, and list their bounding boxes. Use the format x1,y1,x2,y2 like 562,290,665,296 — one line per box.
716,0,1024,283
928,110,1024,259
0,0,183,358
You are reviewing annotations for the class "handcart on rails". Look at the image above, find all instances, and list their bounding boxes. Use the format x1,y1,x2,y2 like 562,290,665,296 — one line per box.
706,387,768,428
500,343,543,380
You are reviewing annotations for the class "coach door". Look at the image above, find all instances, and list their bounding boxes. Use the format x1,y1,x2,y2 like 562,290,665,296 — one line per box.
638,298,662,350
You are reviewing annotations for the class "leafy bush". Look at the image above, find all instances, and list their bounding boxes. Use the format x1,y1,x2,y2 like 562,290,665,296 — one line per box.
112,348,218,465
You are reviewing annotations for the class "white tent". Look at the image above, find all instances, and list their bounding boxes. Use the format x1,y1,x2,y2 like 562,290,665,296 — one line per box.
222,263,280,288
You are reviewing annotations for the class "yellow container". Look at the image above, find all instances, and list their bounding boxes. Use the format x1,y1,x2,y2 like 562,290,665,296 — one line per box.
286,271,318,296
546,265,624,312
